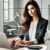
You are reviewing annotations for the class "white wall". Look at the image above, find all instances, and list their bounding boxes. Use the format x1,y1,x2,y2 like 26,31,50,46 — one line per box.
0,0,3,32
41,0,49,19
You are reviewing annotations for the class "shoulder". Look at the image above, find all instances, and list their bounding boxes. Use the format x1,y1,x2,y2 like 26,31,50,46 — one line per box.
40,17,48,24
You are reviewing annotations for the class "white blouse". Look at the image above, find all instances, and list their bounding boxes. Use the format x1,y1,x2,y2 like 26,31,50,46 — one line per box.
29,19,38,41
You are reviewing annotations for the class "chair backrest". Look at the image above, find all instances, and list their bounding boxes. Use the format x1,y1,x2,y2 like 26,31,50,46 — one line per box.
0,32,10,48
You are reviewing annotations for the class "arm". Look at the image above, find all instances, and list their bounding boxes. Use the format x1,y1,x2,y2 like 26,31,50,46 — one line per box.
38,20,48,38
36,20,48,43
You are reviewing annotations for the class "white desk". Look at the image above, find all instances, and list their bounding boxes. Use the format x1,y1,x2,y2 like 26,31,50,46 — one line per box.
0,45,47,50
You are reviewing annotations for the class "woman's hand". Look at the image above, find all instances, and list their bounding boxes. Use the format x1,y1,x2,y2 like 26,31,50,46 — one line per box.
15,40,33,47
22,40,33,45
15,40,25,47
21,39,38,45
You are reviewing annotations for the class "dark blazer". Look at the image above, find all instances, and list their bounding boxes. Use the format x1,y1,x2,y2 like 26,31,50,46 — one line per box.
20,18,48,44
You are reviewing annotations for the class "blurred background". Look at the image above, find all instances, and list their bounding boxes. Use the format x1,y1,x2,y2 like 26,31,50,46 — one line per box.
0,0,50,50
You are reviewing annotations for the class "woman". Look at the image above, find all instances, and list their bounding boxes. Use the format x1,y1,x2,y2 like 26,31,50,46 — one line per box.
20,0,48,44
12,0,48,49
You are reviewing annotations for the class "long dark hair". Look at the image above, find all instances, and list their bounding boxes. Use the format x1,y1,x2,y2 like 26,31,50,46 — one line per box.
22,0,42,32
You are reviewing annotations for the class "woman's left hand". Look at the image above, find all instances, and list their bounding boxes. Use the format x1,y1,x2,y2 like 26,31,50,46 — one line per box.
22,40,33,45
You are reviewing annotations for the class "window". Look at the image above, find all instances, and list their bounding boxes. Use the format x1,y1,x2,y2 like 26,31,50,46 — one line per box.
4,0,8,22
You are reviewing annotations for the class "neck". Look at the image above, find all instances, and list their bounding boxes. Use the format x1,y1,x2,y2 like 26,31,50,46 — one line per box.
32,16,38,22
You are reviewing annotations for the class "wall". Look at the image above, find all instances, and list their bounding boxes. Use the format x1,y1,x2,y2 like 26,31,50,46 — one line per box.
0,0,3,32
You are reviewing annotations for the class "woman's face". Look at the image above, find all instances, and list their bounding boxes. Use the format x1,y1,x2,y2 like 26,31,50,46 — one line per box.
27,4,37,17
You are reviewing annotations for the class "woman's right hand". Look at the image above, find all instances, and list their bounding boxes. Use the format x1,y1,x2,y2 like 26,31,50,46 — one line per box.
15,40,25,47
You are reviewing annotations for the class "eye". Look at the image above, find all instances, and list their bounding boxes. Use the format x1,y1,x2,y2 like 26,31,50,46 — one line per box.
31,7,34,9
27,7,34,11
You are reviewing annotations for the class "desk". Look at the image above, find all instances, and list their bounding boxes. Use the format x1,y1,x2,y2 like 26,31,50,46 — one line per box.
15,45,47,50
0,45,47,50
